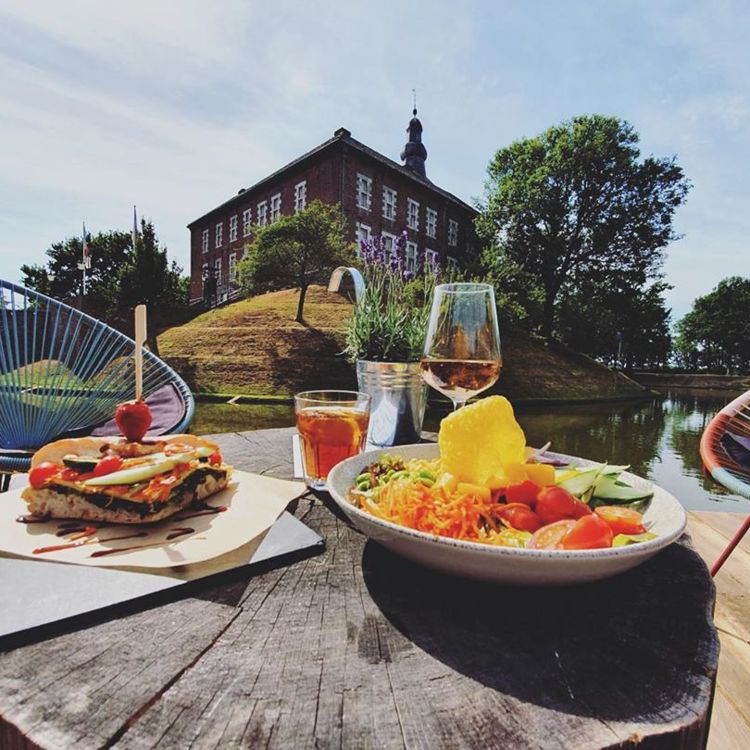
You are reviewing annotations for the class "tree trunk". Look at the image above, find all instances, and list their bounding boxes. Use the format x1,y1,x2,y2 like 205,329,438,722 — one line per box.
296,284,307,323
148,333,160,358
541,291,555,341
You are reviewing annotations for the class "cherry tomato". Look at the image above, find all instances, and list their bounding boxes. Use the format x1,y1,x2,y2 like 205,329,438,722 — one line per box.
29,461,60,489
498,503,542,533
528,519,576,549
115,400,152,442
594,506,646,535
504,480,541,507
535,486,592,525
209,452,222,466
93,455,124,477
561,515,614,550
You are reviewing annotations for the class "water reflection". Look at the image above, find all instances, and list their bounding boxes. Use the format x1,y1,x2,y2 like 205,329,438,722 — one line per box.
192,389,750,513
516,390,749,513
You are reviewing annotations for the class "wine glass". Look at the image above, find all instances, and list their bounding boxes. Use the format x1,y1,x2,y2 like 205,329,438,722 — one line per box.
420,282,502,410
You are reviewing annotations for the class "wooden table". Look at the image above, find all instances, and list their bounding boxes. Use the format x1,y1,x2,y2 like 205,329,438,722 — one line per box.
0,428,719,749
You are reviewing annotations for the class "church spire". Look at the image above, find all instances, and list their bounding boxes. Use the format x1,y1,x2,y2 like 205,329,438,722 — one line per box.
400,94,427,178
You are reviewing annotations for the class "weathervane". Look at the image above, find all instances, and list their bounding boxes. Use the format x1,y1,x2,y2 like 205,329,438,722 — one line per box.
412,87,417,114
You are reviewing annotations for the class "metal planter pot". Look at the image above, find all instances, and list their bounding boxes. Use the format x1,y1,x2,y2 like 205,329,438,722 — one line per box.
356,360,427,447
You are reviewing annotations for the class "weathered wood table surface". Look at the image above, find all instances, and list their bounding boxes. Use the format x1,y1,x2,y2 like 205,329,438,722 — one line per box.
0,428,719,749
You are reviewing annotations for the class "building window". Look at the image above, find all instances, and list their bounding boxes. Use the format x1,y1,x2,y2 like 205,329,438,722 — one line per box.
294,181,307,213
426,208,437,238
425,248,439,268
201,229,209,253
257,201,268,227
229,214,238,242
215,257,222,280
407,199,420,231
356,173,372,210
215,222,223,248
382,232,397,261
270,193,282,223
355,223,372,254
446,255,458,271
382,187,397,220
448,219,459,246
405,241,418,272
242,209,252,237
229,252,237,282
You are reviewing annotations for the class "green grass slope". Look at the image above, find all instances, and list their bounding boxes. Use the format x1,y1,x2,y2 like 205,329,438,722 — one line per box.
158,285,646,401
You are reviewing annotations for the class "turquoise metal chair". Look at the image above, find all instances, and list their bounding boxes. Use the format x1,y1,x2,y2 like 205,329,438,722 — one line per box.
0,280,194,487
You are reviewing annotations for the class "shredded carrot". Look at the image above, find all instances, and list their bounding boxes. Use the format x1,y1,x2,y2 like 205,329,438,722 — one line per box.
352,468,526,546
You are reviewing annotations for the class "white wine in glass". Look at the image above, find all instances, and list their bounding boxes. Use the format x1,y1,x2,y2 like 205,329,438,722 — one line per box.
420,283,502,409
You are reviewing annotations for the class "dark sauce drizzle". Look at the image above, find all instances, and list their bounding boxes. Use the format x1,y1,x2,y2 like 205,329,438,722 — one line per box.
19,503,223,556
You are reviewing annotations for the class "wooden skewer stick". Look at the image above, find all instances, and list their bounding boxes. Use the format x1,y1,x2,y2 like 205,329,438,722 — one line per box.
134,305,147,402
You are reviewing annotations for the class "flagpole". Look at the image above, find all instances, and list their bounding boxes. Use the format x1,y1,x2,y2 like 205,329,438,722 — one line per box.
81,222,87,299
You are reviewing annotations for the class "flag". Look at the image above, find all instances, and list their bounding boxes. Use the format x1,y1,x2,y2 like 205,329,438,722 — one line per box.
132,205,138,248
82,222,91,269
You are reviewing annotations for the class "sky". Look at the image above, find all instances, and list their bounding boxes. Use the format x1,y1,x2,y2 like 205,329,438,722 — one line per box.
0,0,748,321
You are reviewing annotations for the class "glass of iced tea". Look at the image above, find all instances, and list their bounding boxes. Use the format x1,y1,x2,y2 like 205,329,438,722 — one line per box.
294,390,371,490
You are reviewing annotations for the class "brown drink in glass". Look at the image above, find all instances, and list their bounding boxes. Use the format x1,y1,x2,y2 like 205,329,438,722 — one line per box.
294,391,371,490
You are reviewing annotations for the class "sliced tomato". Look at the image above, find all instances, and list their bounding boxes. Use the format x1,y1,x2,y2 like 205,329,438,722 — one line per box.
93,455,124,477
594,506,646,535
209,452,223,466
497,503,543,533
28,462,60,489
561,515,614,550
535,486,592,525
528,519,576,549
505,480,541,507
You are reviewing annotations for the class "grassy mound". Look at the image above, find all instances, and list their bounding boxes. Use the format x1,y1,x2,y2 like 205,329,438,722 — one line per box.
159,286,355,396
158,285,646,401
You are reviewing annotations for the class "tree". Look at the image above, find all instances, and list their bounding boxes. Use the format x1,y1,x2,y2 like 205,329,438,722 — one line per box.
675,277,750,373
239,200,353,322
21,231,131,319
117,220,188,354
557,278,672,369
477,115,691,339
21,221,188,348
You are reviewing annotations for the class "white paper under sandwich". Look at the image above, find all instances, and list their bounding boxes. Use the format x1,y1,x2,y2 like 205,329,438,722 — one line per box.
0,471,304,569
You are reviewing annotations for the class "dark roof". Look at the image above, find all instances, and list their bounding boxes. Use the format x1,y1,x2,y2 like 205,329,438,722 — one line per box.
187,127,477,228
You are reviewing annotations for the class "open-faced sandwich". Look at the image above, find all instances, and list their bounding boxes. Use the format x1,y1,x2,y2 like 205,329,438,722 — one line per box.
21,401,232,524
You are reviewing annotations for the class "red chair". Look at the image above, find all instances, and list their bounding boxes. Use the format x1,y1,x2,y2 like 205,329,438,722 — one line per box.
699,390,750,575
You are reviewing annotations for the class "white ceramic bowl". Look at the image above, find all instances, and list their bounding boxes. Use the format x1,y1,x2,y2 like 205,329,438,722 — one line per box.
327,444,687,586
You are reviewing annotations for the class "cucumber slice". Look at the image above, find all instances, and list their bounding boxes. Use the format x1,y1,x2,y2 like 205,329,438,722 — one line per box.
593,475,653,502
83,452,194,486
557,467,601,498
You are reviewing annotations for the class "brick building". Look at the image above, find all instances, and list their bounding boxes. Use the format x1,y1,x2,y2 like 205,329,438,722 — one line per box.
187,111,479,306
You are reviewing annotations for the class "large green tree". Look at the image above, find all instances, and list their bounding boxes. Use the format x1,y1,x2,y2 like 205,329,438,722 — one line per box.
21,220,187,348
675,277,750,373
239,200,353,322
557,278,672,369
477,115,690,339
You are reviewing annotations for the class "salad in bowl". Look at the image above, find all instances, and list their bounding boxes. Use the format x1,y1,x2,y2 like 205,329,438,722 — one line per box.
327,397,686,585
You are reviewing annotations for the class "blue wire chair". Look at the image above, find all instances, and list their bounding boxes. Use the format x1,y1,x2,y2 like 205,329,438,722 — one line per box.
0,280,194,486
